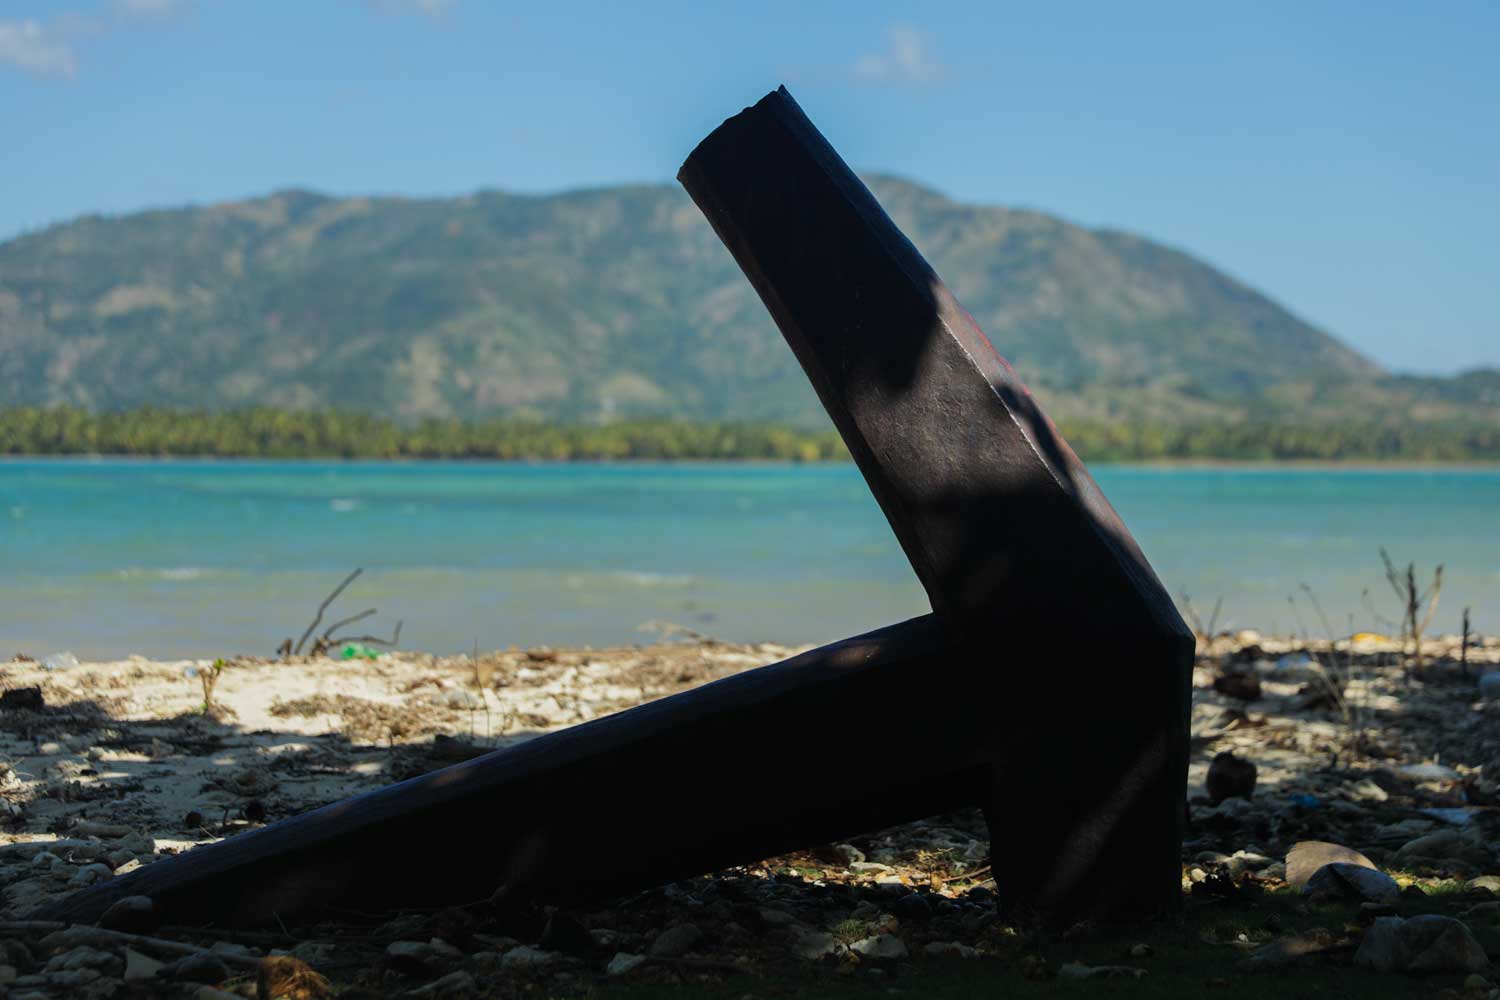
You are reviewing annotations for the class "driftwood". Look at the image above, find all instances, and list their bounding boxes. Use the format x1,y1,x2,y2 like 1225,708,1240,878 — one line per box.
38,87,1191,929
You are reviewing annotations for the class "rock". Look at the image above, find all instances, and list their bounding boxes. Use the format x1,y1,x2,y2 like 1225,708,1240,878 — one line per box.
44,946,123,976
258,955,331,999
1130,943,1153,958
1231,850,1274,870
539,912,594,955
1479,672,1500,701
1397,828,1472,861
69,820,134,838
101,894,160,933
168,951,231,985
1286,841,1377,888
1469,876,1500,895
1206,752,1258,805
0,964,16,985
1303,863,1401,905
1239,929,1338,969
890,893,932,920
1058,962,1147,979
1209,796,1253,822
500,945,559,970
605,952,648,977
1464,973,1493,992
405,970,478,997
286,940,338,967
1355,915,1490,973
849,861,894,874
850,934,908,960
789,929,840,960
830,843,865,865
1344,778,1389,803
1214,672,1262,701
1462,901,1500,920
757,908,798,927
68,862,113,887
123,948,164,982
924,941,977,958
386,939,463,974
0,686,44,711
649,923,703,958
195,988,244,1000
1400,762,1463,783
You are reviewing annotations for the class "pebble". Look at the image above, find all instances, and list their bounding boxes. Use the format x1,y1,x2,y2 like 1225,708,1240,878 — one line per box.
850,934,908,960
789,929,840,960
830,843,865,865
195,988,243,1000
101,894,160,933
1058,962,1146,979
889,893,932,920
500,945,559,970
1397,828,1479,862
1206,752,1257,804
1286,841,1376,888
123,947,164,982
924,941,977,958
757,908,798,927
1399,762,1463,784
1355,915,1489,973
387,939,464,973
848,861,893,874
405,970,478,997
649,923,703,958
45,946,123,976
605,952,648,977
1479,672,1500,701
169,951,231,985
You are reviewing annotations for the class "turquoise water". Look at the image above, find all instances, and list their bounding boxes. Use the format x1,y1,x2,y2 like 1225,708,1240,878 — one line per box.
2,460,1496,659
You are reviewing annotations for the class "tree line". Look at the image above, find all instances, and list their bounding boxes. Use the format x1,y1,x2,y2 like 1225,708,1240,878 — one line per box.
0,406,1495,462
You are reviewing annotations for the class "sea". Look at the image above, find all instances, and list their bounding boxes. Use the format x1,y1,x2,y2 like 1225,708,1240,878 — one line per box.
2,459,1497,660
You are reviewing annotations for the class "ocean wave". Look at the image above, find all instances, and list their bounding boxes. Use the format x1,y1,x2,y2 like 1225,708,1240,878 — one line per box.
117,567,216,581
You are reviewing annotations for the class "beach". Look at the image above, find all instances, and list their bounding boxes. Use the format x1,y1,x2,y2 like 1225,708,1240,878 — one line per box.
2,630,1498,996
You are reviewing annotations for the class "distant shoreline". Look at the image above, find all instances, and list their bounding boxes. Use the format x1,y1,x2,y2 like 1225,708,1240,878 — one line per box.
3,406,1497,462
2,453,1498,470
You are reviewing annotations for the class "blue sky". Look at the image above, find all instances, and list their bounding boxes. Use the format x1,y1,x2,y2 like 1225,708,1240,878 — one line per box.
3,1,1496,374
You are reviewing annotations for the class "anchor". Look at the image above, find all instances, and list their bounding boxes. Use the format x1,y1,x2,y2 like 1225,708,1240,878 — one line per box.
38,87,1192,929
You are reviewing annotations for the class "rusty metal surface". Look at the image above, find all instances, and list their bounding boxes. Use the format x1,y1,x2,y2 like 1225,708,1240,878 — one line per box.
679,87,1188,642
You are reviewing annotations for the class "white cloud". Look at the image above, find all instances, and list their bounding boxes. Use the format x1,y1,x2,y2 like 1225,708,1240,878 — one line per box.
111,0,197,23
0,17,82,79
852,24,949,88
366,0,457,20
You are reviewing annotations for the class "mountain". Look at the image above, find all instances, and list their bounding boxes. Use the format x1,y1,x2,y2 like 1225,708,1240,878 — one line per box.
0,177,1488,427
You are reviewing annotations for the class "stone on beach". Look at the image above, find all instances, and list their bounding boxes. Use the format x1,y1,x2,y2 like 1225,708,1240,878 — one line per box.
1355,915,1489,973
1206,751,1257,805
1285,841,1377,888
1302,863,1400,905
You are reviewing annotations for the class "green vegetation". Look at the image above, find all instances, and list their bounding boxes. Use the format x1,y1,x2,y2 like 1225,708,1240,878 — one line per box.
0,407,847,461
2,406,1496,461
6,176,1495,435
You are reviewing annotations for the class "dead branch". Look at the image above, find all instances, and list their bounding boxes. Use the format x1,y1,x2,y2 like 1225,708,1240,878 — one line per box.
328,620,403,649
321,608,377,641
294,569,363,655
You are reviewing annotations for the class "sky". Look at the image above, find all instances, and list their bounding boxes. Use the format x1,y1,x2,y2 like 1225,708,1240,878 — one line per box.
2,1,1496,374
